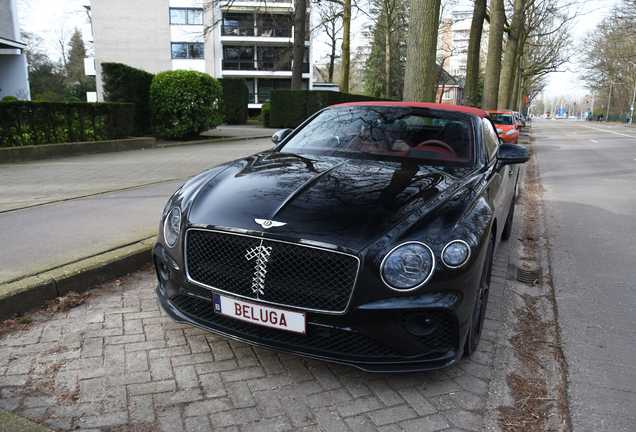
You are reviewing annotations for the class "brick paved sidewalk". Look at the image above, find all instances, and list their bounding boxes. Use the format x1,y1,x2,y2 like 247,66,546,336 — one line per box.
0,228,513,432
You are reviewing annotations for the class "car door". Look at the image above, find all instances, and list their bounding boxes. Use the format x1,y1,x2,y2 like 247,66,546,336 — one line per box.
482,118,515,241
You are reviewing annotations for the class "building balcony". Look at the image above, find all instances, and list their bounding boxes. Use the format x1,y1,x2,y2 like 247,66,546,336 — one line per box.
222,59,309,73
222,24,292,38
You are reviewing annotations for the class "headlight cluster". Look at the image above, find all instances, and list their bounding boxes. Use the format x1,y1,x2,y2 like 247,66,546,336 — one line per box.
504,129,516,136
441,240,471,268
164,207,181,247
381,240,471,290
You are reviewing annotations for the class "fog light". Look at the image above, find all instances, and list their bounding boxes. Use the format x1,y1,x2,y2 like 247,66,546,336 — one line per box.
405,314,437,336
158,261,170,283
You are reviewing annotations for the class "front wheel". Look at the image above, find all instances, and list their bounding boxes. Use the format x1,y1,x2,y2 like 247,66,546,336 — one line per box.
464,232,494,356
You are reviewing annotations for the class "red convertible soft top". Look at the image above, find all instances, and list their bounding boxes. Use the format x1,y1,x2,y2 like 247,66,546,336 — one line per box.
332,101,489,119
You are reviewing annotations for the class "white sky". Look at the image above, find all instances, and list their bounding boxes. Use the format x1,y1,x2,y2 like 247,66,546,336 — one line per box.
17,0,616,97
17,0,88,59
542,0,616,96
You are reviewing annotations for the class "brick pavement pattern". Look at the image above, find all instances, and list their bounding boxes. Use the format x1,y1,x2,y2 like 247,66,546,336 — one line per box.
0,238,513,432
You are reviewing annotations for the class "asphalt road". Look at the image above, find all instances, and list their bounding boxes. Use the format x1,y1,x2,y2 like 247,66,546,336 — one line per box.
533,119,636,430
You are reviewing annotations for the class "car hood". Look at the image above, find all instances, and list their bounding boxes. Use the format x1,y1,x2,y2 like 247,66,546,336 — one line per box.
188,152,472,251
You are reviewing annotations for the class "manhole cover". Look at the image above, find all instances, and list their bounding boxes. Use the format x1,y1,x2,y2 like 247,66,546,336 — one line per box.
506,264,541,285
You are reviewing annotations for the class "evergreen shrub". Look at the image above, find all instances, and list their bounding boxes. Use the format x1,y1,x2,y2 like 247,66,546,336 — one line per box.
261,103,271,127
101,62,154,135
218,78,248,125
0,101,134,147
150,70,224,139
269,90,395,128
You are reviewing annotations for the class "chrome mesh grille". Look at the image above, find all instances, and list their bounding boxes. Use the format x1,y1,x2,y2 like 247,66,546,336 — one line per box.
186,230,359,313
170,295,398,357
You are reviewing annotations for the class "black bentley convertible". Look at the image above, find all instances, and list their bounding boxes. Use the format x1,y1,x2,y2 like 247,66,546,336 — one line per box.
153,102,531,372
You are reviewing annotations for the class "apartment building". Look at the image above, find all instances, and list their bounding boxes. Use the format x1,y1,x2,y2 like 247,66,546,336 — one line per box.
0,0,30,100
87,0,312,111
439,9,490,77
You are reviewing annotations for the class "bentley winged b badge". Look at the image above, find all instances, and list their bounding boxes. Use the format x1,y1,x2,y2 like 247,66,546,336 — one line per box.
254,219,287,229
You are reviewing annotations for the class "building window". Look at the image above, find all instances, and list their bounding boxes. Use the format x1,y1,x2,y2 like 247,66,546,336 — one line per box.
223,46,255,70
442,90,453,99
222,13,255,36
172,43,204,59
170,8,203,25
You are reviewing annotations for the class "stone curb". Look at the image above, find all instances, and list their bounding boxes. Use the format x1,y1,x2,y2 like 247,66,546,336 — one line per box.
0,237,156,319
0,137,155,163
0,134,274,163
0,408,53,432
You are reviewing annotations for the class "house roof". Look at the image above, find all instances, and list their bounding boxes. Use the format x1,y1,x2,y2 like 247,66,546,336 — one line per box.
0,36,27,50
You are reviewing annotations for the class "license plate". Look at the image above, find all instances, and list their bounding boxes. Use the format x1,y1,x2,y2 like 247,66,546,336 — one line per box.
212,294,306,334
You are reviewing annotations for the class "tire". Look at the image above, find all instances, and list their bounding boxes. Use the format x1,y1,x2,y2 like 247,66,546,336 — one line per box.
464,232,494,356
501,191,516,241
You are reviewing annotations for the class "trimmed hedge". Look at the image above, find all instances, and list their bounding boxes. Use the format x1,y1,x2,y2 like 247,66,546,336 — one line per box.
101,62,154,135
261,103,271,127
0,101,134,147
269,90,396,128
150,70,224,140
219,78,248,125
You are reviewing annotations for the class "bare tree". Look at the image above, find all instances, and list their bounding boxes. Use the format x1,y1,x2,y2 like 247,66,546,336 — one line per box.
314,1,343,82
464,0,487,107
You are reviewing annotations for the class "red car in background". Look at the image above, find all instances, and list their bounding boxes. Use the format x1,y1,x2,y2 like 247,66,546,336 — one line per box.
487,110,519,144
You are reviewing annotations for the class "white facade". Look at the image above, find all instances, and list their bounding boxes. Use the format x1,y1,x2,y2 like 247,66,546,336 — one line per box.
438,9,488,81
0,0,30,100
448,10,472,78
88,0,312,108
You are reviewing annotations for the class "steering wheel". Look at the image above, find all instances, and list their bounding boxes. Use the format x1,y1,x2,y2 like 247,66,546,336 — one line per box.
415,140,456,155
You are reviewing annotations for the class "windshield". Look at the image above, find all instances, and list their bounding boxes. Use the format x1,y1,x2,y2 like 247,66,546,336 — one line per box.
489,113,514,125
279,106,474,166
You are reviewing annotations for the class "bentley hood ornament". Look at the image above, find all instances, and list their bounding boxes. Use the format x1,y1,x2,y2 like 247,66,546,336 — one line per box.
255,219,287,229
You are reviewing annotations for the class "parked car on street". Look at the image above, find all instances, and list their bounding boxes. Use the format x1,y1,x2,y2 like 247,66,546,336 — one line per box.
487,110,519,144
513,111,526,127
153,101,531,372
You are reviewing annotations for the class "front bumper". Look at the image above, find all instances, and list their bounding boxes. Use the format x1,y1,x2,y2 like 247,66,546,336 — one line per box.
154,251,478,372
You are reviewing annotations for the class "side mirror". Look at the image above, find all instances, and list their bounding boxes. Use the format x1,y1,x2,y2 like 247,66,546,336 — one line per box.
496,128,504,134
497,143,531,166
271,128,293,145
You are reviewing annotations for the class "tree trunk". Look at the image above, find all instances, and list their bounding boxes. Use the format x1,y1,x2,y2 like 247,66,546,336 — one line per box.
511,61,520,110
404,0,441,102
510,34,525,111
341,0,352,93
385,13,392,98
497,0,524,109
465,0,487,107
329,43,336,82
481,0,504,110
291,0,307,90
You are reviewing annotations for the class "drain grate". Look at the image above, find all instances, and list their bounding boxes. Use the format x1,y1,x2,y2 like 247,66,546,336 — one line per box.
506,264,542,285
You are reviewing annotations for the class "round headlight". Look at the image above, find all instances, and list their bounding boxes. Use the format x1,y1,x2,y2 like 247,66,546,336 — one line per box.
442,240,470,268
164,207,181,247
381,242,435,290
